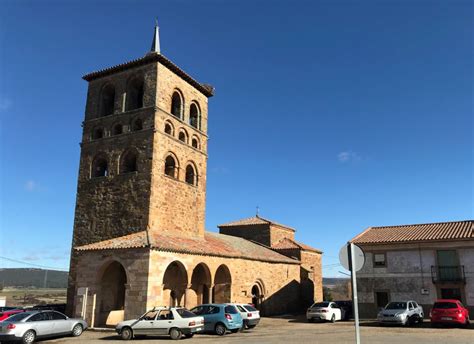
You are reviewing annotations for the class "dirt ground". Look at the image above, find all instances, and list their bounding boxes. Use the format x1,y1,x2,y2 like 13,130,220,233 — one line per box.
0,288,66,307
38,315,474,344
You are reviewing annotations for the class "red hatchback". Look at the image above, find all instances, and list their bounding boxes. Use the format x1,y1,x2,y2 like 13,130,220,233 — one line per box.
430,299,470,327
0,309,24,322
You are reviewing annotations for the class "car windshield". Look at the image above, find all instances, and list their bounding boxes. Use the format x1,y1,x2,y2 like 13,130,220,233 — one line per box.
385,302,407,310
244,305,257,312
224,305,238,314
176,309,197,318
312,302,330,308
141,310,158,320
5,312,31,322
433,302,457,309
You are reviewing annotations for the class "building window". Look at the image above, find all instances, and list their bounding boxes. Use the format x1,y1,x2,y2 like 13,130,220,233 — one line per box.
185,164,197,186
164,122,174,135
99,83,115,117
375,291,390,309
132,118,143,131
178,129,188,143
189,102,200,129
171,91,183,119
120,151,137,174
164,155,178,178
113,123,123,136
373,253,386,267
91,156,108,178
125,77,144,111
91,127,104,140
191,137,199,149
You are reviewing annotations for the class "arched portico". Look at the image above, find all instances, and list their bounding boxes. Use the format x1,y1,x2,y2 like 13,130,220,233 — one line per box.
163,261,188,307
251,280,266,311
190,263,212,308
213,264,232,303
97,260,127,326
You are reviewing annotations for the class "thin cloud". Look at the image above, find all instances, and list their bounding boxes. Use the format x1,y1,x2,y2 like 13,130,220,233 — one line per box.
0,95,12,112
24,180,37,191
337,151,362,163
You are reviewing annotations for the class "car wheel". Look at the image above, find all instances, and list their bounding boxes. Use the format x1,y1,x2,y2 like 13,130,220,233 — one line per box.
72,324,83,337
331,314,336,323
215,323,227,336
22,330,36,344
170,328,182,340
184,333,194,338
121,327,133,340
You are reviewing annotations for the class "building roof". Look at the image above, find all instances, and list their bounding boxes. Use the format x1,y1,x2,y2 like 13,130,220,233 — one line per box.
218,216,296,231
352,220,474,245
272,237,322,254
82,52,214,97
75,230,300,265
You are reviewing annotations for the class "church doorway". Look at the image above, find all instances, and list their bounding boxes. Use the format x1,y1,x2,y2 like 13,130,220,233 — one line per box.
163,261,188,307
190,263,212,308
213,264,232,303
98,261,127,327
251,280,265,311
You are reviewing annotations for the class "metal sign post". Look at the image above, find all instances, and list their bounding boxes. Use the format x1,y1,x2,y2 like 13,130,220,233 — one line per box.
348,242,361,344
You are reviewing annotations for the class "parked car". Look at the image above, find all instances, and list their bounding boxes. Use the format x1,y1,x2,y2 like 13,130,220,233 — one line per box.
377,301,424,326
306,301,342,323
0,310,87,344
334,300,353,321
233,303,260,329
116,307,204,340
430,299,470,327
29,304,66,314
0,309,25,322
190,304,243,335
0,307,21,312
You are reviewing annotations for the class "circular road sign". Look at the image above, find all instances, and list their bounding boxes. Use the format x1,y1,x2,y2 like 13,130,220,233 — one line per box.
339,243,365,272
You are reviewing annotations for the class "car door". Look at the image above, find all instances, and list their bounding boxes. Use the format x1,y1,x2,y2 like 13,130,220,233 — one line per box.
132,310,158,335
153,309,174,335
27,312,55,336
49,311,70,334
205,306,220,331
330,303,341,320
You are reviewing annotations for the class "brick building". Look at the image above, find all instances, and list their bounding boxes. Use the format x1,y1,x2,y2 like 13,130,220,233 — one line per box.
66,25,322,327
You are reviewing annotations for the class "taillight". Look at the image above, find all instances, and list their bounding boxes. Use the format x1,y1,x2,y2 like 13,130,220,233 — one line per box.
7,323,16,330
188,321,196,326
225,313,232,320
247,313,252,318
321,309,328,313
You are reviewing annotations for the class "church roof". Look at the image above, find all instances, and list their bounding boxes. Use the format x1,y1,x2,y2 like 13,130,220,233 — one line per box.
272,237,322,254
75,230,300,265
218,216,296,231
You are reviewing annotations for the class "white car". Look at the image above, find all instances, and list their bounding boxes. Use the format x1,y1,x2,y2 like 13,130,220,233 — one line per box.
233,303,260,329
115,307,204,340
306,301,342,323
377,301,424,326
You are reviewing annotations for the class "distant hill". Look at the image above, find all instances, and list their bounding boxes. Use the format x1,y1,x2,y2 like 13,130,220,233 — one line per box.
0,268,68,288
323,277,350,287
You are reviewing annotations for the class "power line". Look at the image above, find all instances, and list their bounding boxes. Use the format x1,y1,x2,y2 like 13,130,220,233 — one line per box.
0,256,69,272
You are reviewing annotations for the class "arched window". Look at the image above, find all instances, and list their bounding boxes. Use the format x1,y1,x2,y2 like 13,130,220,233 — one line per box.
99,84,115,117
185,164,197,186
171,91,183,119
132,118,143,131
191,137,199,149
178,130,188,143
164,122,174,135
164,155,178,178
91,156,108,178
113,123,123,136
189,103,200,129
125,77,144,111
120,151,137,174
91,127,104,140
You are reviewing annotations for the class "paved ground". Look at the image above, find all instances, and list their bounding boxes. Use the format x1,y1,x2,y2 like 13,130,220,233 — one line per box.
30,316,474,344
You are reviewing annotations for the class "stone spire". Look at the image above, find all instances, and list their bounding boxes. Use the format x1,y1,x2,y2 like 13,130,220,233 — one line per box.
150,19,160,54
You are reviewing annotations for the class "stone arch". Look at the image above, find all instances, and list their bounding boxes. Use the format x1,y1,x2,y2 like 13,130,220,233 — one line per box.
112,122,123,136
97,260,127,326
125,76,144,111
213,264,232,303
163,261,188,307
171,89,184,119
164,120,174,136
91,154,108,178
178,128,188,143
99,83,115,117
119,149,138,174
189,102,201,130
131,117,143,131
191,136,200,149
164,152,179,179
185,162,198,186
251,279,266,310
91,127,104,140
190,263,212,308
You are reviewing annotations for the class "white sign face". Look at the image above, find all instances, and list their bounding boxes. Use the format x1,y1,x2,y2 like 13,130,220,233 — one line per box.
339,243,365,272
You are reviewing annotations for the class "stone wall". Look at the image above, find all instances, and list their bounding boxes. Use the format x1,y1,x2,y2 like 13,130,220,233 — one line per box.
219,224,271,246
269,224,295,246
301,250,323,302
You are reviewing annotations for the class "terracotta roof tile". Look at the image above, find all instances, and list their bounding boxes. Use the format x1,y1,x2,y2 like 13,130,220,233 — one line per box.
352,220,474,244
75,230,299,264
272,238,322,253
218,216,296,231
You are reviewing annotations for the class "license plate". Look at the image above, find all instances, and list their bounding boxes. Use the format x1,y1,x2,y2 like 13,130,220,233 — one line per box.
441,317,452,320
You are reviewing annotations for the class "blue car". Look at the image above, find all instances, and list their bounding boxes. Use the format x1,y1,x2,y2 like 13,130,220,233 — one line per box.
190,304,243,335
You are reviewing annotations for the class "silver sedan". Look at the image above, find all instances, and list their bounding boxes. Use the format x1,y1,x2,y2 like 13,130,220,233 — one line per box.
0,310,88,343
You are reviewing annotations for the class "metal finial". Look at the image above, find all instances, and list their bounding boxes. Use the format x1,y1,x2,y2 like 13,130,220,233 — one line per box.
256,206,260,217
150,20,161,54
155,17,159,27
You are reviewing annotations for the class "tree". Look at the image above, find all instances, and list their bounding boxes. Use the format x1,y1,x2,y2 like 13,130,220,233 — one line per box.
323,286,333,301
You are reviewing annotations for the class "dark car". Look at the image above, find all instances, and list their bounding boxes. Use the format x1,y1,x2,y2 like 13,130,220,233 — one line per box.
334,301,353,320
29,304,66,314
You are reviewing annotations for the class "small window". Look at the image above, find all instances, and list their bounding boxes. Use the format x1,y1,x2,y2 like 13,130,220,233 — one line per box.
191,138,199,149
178,130,188,143
164,155,177,178
99,84,115,116
28,313,48,322
125,77,144,111
171,91,183,118
50,312,67,320
132,118,143,131
113,124,123,136
185,164,197,186
164,123,173,135
373,253,386,267
92,156,108,178
158,310,174,320
141,311,158,321
120,151,137,174
189,103,200,129
91,127,104,140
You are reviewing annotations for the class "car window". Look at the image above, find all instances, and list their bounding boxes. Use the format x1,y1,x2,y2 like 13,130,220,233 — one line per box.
176,309,197,318
458,302,465,308
6,312,30,322
224,305,238,314
412,302,418,308
50,312,67,320
312,302,330,308
207,306,220,315
433,302,457,309
190,306,205,315
408,302,414,310
243,305,257,312
158,310,174,320
28,313,48,322
385,302,407,310
236,305,246,312
141,310,158,321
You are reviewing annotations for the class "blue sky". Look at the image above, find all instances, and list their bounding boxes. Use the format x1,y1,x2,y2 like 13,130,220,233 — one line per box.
0,0,472,277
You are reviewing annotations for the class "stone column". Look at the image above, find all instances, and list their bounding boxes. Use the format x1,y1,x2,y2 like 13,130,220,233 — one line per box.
184,284,193,308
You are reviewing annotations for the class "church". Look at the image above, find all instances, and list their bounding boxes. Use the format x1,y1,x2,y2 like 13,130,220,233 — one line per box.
66,24,322,327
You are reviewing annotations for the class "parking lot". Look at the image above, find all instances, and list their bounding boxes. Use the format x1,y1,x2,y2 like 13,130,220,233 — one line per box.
37,315,473,344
